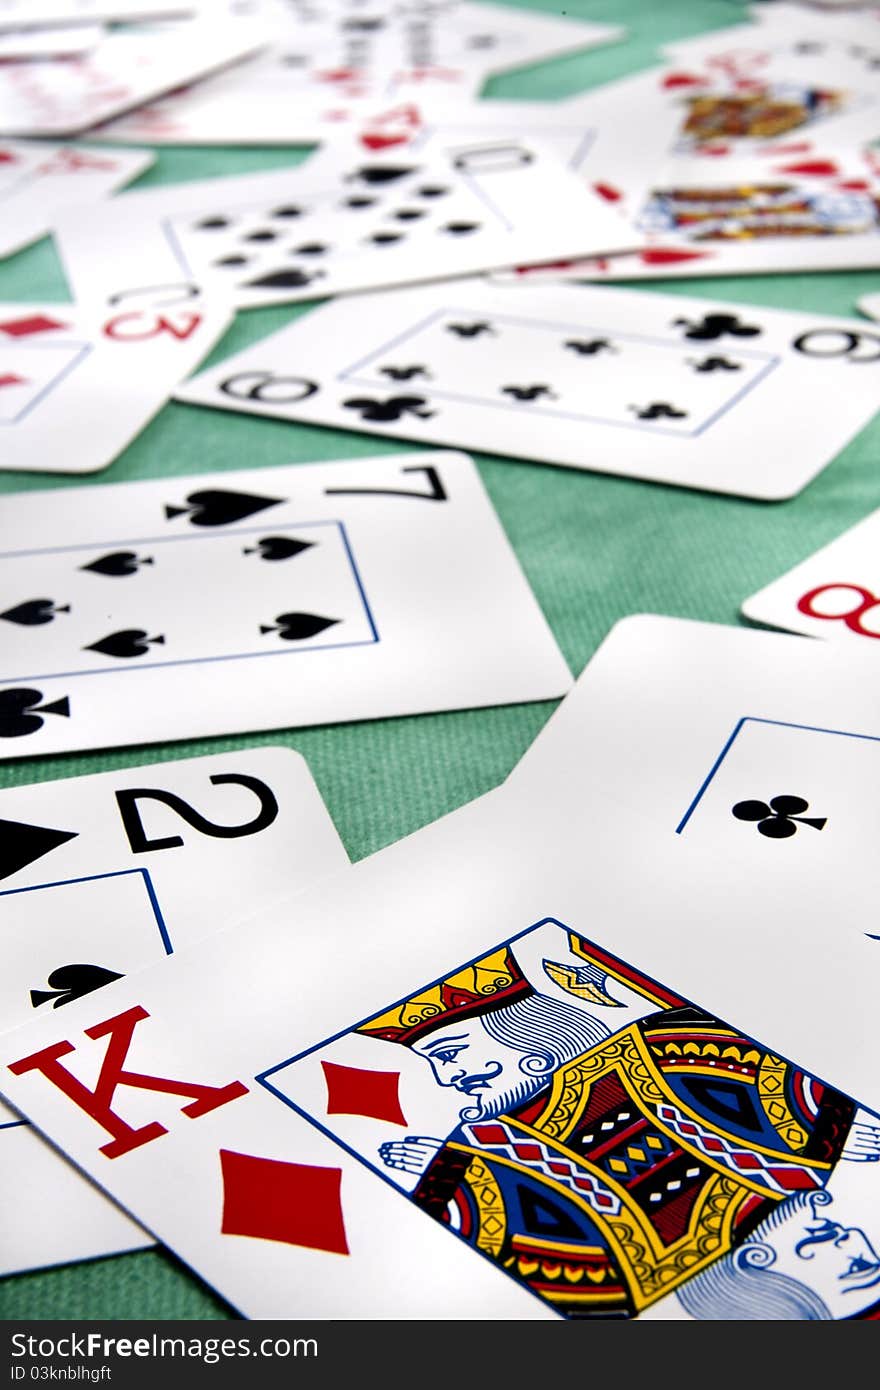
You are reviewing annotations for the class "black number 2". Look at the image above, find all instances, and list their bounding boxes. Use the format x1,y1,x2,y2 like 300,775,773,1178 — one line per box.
115,773,279,853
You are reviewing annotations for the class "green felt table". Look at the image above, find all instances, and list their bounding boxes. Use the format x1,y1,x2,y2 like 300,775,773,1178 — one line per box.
0,0,878,1322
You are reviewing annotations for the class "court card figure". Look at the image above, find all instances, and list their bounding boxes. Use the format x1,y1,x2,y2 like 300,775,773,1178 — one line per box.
264,919,880,1320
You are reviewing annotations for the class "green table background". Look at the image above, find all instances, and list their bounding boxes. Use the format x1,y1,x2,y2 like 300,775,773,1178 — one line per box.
0,0,878,1321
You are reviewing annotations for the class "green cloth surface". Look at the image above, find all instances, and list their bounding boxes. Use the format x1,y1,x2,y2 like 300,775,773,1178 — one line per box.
0,0,878,1321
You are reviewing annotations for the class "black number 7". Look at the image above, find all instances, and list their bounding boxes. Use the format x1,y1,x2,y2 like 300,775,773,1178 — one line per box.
324,464,447,502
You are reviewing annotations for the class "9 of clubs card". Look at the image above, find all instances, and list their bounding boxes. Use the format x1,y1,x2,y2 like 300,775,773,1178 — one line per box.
176,280,880,500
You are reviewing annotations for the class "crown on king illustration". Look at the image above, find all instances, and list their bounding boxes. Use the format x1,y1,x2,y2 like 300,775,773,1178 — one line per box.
357,945,532,1046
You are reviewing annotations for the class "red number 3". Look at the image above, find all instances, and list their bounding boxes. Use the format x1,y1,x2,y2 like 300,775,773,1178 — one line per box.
102,310,202,342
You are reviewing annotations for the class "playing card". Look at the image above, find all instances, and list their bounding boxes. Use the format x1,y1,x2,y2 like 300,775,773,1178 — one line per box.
53,139,630,311
495,40,880,282
2,728,879,1318
0,2,194,27
175,279,880,500
0,299,231,474
0,450,571,756
89,2,624,147
657,17,880,154
0,744,348,1276
506,617,880,1098
290,92,660,229
0,141,152,261
0,18,266,137
508,142,880,282
742,503,880,642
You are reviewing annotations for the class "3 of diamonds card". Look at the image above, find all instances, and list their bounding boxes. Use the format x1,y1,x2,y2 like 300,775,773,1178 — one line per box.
175,280,880,501
0,300,232,475
0,450,571,756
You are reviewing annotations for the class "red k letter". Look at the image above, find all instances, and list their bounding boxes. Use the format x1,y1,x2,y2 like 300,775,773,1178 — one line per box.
8,1006,248,1158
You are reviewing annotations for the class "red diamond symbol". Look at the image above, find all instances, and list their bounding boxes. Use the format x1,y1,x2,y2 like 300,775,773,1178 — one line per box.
768,1167,817,1191
321,1061,407,1126
731,1151,761,1171
471,1123,509,1146
0,373,26,389
641,247,709,266
548,1160,572,1175
220,1149,350,1255
0,315,69,338
0,151,18,165
513,1143,543,1162
703,1136,724,1152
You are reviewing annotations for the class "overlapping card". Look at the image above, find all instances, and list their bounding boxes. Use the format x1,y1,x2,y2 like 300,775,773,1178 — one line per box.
0,746,349,1276
2,617,880,1318
0,298,231,474
0,139,151,260
176,279,880,500
0,450,571,755
52,137,629,310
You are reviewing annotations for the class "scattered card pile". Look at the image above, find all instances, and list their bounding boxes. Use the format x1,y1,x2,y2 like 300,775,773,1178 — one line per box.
1,0,880,1325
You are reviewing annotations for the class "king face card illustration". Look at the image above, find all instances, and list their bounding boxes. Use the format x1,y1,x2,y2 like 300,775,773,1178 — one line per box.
261,919,880,1320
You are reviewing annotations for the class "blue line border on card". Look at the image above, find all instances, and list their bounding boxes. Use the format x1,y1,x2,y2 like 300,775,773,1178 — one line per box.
0,519,379,682
675,714,880,834
1,867,169,1140
1,340,93,426
338,307,781,438
0,866,172,953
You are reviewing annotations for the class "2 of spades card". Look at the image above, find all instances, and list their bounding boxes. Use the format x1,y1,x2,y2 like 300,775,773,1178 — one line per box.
0,141,152,261
2,749,880,1319
0,745,348,1276
175,280,880,501
0,450,571,757
53,140,630,310
0,299,232,475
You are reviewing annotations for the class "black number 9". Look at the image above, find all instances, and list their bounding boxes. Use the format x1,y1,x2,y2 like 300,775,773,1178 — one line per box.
792,329,880,362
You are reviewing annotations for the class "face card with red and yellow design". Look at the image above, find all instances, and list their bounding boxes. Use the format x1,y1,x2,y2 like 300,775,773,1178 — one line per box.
1,746,880,1320
0,299,231,475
